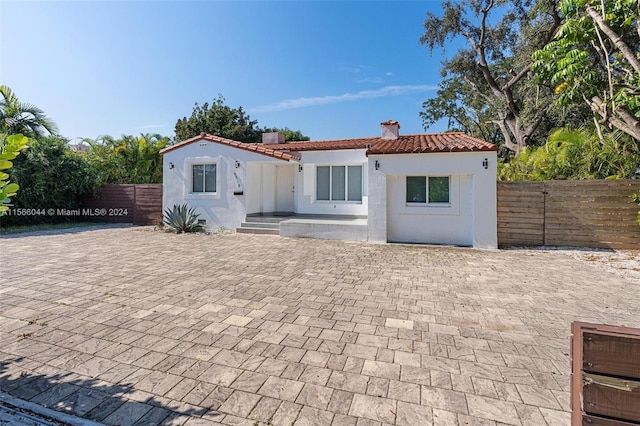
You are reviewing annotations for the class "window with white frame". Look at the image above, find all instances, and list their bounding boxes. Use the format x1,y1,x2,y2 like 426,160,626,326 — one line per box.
192,163,217,193
316,165,362,202
406,176,450,204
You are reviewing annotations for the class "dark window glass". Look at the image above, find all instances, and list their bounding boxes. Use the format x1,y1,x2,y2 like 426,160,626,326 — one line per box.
429,177,449,203
406,176,426,203
192,165,204,192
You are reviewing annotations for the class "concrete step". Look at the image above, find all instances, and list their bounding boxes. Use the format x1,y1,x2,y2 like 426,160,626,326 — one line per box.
245,216,290,224
240,222,280,229
236,227,280,235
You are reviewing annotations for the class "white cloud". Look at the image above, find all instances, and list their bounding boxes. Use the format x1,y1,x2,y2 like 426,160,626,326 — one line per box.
250,85,437,113
356,76,387,84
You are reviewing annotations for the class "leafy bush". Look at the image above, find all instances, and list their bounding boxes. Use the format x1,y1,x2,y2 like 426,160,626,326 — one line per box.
2,135,99,225
0,134,29,215
499,128,640,181
163,203,204,233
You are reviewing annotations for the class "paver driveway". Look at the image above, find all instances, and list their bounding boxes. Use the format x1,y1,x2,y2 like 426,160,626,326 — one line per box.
1,227,639,425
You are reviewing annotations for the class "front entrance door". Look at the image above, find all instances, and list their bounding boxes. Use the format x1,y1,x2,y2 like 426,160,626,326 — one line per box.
275,165,295,213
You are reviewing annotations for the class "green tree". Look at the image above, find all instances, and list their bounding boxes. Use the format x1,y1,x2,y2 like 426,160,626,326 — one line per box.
420,75,503,146
499,127,640,180
175,94,309,143
0,86,58,137
532,0,640,141
83,133,170,184
175,94,262,142
0,134,29,215
5,135,98,225
420,0,566,153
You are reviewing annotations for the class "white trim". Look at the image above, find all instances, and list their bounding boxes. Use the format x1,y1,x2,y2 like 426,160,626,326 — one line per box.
314,164,363,204
184,156,221,200
400,175,459,215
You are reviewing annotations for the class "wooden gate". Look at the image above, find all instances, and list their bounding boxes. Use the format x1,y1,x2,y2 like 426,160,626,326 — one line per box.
572,322,640,425
498,180,640,249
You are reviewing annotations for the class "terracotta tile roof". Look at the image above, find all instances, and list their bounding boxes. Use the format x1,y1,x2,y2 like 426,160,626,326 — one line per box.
160,131,496,159
159,133,300,161
274,137,379,152
367,132,497,154
273,132,497,154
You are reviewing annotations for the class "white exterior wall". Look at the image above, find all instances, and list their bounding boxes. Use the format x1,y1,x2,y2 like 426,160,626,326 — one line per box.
367,151,497,249
296,149,368,216
163,139,496,248
387,174,474,246
246,162,262,215
162,139,291,229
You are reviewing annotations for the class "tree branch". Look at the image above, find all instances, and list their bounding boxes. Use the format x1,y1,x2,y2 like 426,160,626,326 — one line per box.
490,118,519,152
589,96,640,140
478,0,494,48
524,114,545,141
587,7,640,75
503,64,532,92
504,2,561,93
613,105,640,137
464,78,493,102
473,1,504,100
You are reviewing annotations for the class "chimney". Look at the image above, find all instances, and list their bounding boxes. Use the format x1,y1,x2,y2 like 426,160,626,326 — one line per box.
381,120,400,140
262,132,285,145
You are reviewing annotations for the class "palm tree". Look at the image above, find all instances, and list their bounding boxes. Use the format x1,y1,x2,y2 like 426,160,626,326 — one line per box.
0,85,58,137
83,133,169,184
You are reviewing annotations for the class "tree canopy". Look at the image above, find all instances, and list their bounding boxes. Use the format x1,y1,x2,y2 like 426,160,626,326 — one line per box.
499,127,640,180
175,94,309,143
0,86,58,138
532,0,640,140
419,0,583,154
82,133,170,184
6,135,98,225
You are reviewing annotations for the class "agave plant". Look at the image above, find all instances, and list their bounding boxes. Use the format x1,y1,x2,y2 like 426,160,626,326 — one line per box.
163,203,204,233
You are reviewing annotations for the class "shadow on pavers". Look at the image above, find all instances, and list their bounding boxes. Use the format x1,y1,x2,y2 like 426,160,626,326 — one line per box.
0,358,217,425
0,224,137,239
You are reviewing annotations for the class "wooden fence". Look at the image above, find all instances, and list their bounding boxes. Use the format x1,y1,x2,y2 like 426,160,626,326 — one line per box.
498,180,640,249
571,322,640,425
79,184,162,226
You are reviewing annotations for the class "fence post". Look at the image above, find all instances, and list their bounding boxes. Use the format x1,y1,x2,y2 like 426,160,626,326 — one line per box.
133,185,137,225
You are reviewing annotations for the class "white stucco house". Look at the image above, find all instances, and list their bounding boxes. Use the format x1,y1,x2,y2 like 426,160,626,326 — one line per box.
161,120,498,248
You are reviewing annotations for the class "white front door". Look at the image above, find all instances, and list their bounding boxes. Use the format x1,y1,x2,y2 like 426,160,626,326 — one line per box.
275,165,295,213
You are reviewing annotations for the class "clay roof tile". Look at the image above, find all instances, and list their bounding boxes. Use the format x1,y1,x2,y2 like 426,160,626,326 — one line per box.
160,132,496,158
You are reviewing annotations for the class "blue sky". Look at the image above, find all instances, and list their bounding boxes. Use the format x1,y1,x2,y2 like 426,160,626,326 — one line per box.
1,1,451,142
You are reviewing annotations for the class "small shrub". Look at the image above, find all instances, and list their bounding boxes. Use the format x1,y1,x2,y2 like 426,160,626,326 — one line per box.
163,203,203,233
4,135,99,226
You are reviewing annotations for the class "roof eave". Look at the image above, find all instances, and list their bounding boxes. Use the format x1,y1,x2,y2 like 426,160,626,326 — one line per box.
159,133,300,161
366,147,498,156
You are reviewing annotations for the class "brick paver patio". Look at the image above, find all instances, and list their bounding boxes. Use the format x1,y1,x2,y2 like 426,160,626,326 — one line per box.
1,227,639,425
